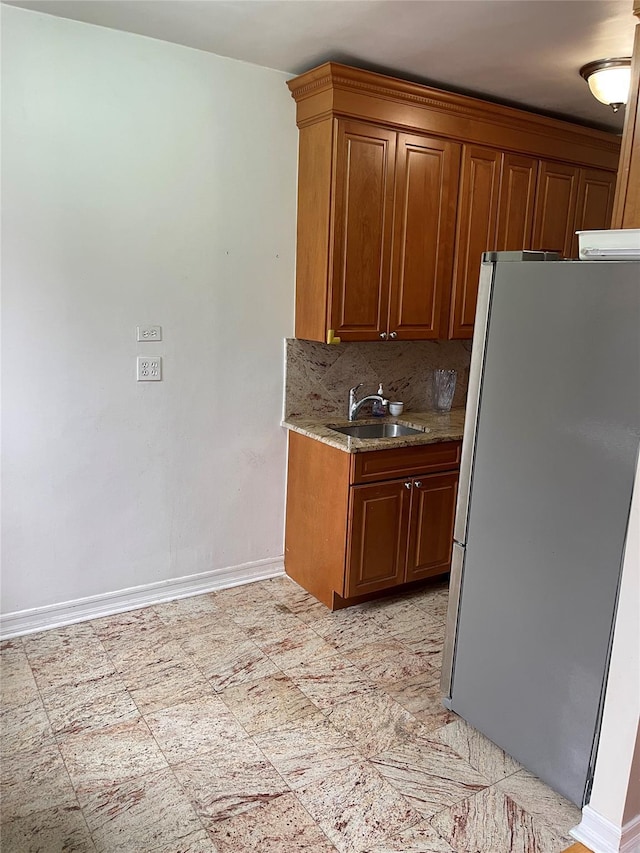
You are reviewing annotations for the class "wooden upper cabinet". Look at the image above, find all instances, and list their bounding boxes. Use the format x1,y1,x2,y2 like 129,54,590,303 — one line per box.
449,146,502,339
294,119,334,342
389,134,461,340
288,63,620,343
331,124,460,342
330,121,396,341
612,18,640,229
496,154,539,250
570,168,616,257
534,161,614,259
532,161,579,257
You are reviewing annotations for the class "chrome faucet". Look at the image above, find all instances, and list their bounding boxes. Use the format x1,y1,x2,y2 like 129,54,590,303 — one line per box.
348,383,389,421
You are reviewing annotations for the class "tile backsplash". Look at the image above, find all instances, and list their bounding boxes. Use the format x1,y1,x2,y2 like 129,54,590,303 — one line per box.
284,338,472,418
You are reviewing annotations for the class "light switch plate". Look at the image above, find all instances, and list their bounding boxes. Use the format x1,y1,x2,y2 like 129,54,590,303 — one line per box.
137,357,162,381
137,325,162,342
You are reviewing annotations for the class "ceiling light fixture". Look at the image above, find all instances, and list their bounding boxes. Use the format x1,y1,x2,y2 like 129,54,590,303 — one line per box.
580,57,632,112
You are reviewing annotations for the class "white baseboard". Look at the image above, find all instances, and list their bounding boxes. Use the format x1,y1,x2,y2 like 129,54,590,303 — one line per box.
621,814,640,853
0,557,285,639
571,806,640,853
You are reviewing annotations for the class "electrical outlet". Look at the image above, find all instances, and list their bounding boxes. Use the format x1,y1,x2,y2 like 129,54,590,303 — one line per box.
137,356,162,381
137,325,162,342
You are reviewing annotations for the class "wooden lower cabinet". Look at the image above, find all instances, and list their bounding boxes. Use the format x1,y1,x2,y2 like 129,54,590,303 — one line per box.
346,471,458,597
285,431,460,609
346,480,411,597
406,472,459,582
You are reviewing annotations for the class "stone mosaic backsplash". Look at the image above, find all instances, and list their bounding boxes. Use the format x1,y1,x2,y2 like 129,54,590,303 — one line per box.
284,338,472,419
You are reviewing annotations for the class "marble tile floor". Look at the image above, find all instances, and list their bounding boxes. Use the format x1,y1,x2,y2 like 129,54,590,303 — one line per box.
0,576,582,853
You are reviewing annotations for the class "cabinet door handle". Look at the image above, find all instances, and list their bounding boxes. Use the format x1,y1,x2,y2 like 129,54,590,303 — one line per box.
379,332,388,340
404,481,412,489
389,331,398,339
414,481,422,488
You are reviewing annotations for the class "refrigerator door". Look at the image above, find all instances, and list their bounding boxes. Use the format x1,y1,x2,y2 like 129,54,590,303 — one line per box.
454,252,558,547
441,541,465,702
453,260,495,547
449,259,640,806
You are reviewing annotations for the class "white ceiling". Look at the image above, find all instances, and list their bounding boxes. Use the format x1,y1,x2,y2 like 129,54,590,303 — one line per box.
4,0,637,132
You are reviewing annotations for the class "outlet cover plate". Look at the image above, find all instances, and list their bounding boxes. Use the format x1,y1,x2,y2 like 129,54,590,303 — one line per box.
137,325,162,342
137,356,162,381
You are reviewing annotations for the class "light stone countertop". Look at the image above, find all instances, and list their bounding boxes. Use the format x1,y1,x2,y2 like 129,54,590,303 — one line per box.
282,409,465,453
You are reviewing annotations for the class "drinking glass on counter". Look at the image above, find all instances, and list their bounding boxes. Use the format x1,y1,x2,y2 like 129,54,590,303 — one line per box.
433,369,457,412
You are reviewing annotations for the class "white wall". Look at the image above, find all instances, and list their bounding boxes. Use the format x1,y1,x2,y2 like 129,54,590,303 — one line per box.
1,6,297,618
572,451,640,852
588,451,640,825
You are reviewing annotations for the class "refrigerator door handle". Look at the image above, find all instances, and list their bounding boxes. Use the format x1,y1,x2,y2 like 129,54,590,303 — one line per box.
453,260,495,546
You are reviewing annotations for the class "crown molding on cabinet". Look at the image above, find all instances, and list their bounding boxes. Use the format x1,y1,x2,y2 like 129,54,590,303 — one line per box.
287,62,620,171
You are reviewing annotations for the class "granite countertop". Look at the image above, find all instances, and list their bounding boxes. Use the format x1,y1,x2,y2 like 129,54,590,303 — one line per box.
282,409,465,453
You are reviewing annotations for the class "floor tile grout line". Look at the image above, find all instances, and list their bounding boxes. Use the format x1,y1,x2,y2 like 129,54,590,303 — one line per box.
214,669,318,737
55,625,177,850
421,776,494,824
223,632,445,851
55,621,214,850
11,624,478,851
240,703,412,853
92,602,246,706
292,754,425,852
203,588,425,852
82,624,221,847
113,636,318,847
11,630,99,848
452,781,573,850
5,579,577,853
422,774,576,853
236,692,344,852
235,582,447,671
161,597,295,694
493,774,582,844
135,718,217,844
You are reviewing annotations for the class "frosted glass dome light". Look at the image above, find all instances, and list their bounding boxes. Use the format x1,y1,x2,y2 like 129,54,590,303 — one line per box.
580,58,632,112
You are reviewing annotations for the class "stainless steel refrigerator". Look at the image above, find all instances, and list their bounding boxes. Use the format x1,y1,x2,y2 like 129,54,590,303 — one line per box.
441,251,640,807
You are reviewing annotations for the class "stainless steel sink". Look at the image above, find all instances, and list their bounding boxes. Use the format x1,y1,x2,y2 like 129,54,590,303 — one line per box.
329,423,424,439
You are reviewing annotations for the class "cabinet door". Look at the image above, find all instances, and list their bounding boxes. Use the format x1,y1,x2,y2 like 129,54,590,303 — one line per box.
532,160,579,257
330,120,396,341
449,145,502,339
570,167,616,257
496,154,538,250
389,134,461,340
346,479,411,598
405,472,458,582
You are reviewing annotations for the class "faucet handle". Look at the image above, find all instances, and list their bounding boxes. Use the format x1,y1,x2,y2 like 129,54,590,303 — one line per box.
349,383,364,398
